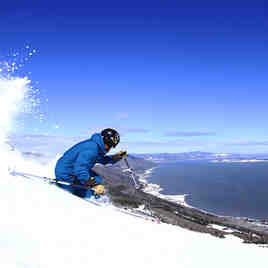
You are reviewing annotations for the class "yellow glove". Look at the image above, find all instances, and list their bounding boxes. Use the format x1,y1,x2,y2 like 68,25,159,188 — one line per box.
112,150,127,162
113,150,127,162
92,184,105,195
119,150,127,158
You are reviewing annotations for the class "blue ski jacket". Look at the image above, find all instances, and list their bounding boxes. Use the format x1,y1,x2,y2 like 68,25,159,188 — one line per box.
55,133,115,185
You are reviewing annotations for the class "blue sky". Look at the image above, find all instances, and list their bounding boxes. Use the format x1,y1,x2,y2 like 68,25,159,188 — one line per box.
1,1,268,153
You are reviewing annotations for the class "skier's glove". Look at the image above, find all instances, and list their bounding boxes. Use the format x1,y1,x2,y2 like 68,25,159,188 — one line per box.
112,150,127,162
92,184,105,195
85,177,98,188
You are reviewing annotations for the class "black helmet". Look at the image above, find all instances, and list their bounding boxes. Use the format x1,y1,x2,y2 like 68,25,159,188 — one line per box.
101,128,120,148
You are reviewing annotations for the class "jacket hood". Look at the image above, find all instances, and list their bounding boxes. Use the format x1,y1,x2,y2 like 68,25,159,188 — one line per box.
90,133,106,154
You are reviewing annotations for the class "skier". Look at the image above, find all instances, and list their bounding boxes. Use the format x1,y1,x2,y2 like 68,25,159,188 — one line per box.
55,128,126,198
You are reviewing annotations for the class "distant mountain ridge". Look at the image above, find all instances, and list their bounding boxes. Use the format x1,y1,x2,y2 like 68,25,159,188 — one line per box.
133,151,268,162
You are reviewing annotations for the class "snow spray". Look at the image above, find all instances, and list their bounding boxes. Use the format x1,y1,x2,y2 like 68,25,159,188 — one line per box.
0,46,44,179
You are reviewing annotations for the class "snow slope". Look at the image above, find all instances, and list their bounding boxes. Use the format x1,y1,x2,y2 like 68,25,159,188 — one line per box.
1,171,267,268
0,68,267,268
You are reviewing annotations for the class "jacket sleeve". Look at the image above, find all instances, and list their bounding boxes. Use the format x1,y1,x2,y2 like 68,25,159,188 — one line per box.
98,155,116,165
73,150,97,184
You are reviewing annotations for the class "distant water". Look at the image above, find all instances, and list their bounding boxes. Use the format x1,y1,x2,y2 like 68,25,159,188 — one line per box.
147,161,268,220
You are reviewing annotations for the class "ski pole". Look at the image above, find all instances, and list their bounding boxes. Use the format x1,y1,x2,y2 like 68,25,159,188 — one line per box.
10,170,101,199
43,176,102,199
47,178,101,199
123,156,140,189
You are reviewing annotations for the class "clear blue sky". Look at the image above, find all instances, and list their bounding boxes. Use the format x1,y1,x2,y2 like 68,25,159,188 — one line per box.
1,1,268,153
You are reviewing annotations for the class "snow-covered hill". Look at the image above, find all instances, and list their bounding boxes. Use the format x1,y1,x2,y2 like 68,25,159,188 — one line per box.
1,165,267,268
0,70,267,268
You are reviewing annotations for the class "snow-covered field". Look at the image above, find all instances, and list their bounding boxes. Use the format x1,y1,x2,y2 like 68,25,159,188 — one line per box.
0,72,267,268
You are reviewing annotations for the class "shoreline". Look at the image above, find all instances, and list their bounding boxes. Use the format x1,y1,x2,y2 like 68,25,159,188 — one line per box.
137,167,192,208
137,170,249,219
137,167,268,222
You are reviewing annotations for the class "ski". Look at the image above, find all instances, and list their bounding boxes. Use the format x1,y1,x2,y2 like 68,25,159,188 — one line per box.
10,170,161,224
86,197,161,223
